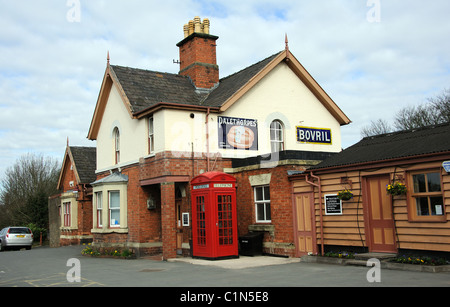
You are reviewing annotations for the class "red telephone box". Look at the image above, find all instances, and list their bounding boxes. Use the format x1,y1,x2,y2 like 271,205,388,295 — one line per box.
191,171,238,259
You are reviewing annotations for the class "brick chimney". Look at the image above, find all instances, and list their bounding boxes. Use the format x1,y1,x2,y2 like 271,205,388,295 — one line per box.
176,17,219,89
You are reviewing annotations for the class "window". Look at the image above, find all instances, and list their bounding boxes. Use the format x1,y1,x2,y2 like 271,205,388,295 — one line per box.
254,186,271,222
114,127,120,164
92,176,128,233
109,191,120,227
95,192,103,228
63,202,71,227
270,120,284,152
149,116,155,154
408,170,445,222
412,171,444,217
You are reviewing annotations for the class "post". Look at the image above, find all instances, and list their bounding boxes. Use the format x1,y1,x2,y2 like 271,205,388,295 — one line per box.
161,182,177,260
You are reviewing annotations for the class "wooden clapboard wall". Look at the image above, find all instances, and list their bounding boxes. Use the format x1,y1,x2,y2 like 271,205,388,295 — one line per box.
292,160,450,253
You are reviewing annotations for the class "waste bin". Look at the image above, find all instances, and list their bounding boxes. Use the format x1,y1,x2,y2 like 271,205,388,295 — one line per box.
239,232,264,256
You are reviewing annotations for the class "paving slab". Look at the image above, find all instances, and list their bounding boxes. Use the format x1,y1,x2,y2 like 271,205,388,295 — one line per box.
168,255,300,269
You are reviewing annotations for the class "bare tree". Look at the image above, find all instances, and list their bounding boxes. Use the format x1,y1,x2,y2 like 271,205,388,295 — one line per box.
0,153,60,228
428,88,450,124
361,119,392,138
394,103,441,130
360,89,450,137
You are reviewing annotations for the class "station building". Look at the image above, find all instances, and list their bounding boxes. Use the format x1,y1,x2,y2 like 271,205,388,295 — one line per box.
52,17,351,259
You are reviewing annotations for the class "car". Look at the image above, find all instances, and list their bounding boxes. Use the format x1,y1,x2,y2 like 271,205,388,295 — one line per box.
0,227,34,251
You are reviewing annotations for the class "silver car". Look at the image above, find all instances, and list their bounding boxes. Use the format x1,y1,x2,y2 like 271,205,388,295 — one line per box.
0,227,33,251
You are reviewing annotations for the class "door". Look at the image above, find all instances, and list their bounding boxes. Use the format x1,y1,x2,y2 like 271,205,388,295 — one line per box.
215,193,238,257
365,176,397,253
293,193,316,256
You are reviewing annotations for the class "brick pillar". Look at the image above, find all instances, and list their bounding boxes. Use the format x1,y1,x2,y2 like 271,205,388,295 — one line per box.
161,182,176,260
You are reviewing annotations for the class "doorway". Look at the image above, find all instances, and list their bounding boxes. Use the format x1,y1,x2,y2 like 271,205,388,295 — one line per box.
176,199,183,255
293,193,317,256
364,175,397,253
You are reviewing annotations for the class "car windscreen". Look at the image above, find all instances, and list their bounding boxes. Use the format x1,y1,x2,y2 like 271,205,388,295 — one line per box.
9,228,31,234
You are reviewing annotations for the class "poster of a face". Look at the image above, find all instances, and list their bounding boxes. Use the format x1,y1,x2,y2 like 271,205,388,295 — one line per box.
218,116,258,150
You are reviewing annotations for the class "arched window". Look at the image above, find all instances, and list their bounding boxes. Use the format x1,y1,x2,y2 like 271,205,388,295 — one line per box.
113,127,120,164
270,120,284,152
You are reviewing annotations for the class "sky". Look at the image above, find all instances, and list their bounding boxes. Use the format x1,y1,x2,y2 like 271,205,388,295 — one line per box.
0,0,449,179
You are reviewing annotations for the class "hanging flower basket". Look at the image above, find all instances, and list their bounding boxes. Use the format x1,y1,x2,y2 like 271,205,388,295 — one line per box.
386,182,407,196
337,189,353,201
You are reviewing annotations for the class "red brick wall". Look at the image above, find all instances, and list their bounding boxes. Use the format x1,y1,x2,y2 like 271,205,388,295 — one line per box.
60,158,75,193
139,151,232,180
233,165,306,257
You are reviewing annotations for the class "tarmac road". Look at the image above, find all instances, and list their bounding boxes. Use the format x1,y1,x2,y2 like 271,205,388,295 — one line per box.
1,245,449,289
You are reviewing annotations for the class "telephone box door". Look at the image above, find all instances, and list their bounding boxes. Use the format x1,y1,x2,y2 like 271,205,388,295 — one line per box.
215,192,238,258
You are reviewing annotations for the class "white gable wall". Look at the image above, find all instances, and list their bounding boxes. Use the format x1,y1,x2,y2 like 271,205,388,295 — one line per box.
96,84,148,171
209,62,342,158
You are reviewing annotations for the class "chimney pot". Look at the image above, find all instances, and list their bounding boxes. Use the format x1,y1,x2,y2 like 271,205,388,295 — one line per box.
194,16,202,33
203,18,210,34
188,20,194,35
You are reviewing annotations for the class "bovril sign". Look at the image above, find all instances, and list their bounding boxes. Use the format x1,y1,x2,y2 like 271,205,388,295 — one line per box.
297,126,332,145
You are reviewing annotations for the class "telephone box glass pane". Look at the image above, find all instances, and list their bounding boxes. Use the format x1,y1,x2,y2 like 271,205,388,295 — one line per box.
217,194,233,245
196,196,206,246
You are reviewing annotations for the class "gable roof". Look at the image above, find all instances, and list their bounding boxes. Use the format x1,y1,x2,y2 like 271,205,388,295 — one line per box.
57,146,97,190
312,122,450,171
110,65,205,114
201,52,280,108
88,49,350,140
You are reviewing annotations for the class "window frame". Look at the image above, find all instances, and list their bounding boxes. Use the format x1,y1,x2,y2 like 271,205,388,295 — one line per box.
254,185,271,223
149,116,155,154
109,191,121,228
408,169,446,222
63,202,71,227
114,127,120,164
270,120,284,153
95,192,103,228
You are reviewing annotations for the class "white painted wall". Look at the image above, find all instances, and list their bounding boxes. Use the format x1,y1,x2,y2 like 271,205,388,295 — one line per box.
211,62,342,158
96,85,148,171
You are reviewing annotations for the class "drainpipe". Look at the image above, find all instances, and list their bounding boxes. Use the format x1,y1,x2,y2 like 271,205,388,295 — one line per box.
205,107,210,172
305,172,324,256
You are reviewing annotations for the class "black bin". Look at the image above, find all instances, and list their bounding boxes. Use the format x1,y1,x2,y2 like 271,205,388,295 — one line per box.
239,232,264,256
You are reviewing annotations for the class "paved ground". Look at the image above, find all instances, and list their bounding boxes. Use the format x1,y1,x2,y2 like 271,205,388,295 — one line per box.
1,245,449,289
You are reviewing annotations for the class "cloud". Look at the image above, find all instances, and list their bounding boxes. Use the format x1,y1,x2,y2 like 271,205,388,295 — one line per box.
0,0,449,178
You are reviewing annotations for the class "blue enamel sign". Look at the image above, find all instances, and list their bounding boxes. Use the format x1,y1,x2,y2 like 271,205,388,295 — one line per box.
443,161,450,173
297,126,332,145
